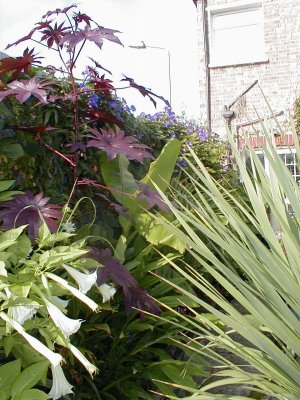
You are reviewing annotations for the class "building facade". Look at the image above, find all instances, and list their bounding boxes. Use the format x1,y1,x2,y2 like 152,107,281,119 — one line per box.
195,0,300,140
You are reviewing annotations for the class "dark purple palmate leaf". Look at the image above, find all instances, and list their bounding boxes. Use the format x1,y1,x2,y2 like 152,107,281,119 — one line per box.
136,183,171,212
121,75,170,109
73,12,93,27
124,286,161,317
65,141,86,152
86,128,152,162
96,193,130,218
89,247,161,316
93,248,138,290
42,4,78,19
60,25,123,50
0,191,62,241
5,21,52,49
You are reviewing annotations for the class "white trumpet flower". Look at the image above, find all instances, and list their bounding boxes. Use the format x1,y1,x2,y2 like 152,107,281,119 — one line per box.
0,312,62,367
53,296,70,309
11,304,39,325
63,265,97,294
49,364,73,400
4,288,39,325
45,299,82,339
69,343,98,377
98,284,116,303
0,261,7,276
45,272,99,312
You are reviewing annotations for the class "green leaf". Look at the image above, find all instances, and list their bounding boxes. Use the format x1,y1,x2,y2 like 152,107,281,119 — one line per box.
38,231,75,248
0,190,23,201
2,143,24,159
11,361,49,397
141,138,181,192
101,153,138,205
0,180,15,192
0,359,21,398
6,234,32,265
0,226,27,251
38,223,51,243
114,234,127,262
38,247,88,268
13,389,49,400
135,213,185,253
124,320,154,333
12,342,46,368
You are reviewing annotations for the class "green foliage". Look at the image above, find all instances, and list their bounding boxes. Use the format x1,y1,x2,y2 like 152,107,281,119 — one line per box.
0,212,104,398
0,180,22,202
0,6,236,399
129,109,229,181
294,96,300,134
153,120,300,399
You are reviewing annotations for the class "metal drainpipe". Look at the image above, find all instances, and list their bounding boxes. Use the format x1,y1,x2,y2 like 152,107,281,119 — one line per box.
201,0,211,130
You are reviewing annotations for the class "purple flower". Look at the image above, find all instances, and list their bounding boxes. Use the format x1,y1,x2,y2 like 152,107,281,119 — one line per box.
176,159,186,168
89,93,99,108
139,112,146,118
198,131,210,142
222,165,228,172
170,132,176,138
107,100,118,109
187,141,193,147
130,105,136,112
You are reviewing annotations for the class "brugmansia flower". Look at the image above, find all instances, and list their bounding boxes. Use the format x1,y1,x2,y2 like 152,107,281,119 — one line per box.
4,288,39,325
45,299,82,338
45,272,99,311
0,261,7,276
49,364,73,400
63,265,97,294
0,312,62,367
97,283,116,302
68,343,98,377
11,304,39,325
53,296,69,309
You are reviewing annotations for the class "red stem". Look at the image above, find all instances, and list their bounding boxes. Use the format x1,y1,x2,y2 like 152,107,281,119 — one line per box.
38,137,76,167
77,180,135,197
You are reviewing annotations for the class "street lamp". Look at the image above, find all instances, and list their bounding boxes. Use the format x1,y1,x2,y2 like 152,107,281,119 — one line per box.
129,41,172,107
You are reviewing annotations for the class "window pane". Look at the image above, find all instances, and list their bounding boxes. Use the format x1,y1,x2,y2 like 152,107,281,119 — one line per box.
214,8,261,30
285,153,294,164
213,24,265,63
211,6,266,65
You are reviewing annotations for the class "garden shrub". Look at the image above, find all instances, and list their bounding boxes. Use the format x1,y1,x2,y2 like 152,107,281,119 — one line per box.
0,4,216,399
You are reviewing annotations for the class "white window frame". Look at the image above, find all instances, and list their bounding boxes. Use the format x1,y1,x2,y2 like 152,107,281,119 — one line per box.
207,0,268,68
253,148,299,182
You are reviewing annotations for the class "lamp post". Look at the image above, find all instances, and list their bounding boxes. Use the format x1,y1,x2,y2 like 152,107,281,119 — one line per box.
129,41,172,107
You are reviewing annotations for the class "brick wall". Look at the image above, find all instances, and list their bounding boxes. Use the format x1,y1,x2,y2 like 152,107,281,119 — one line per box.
196,0,300,135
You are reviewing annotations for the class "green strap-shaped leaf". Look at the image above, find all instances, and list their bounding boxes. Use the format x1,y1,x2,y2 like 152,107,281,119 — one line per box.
141,138,181,191
100,153,138,205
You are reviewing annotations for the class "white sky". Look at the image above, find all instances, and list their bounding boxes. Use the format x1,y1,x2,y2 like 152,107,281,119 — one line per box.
0,0,200,117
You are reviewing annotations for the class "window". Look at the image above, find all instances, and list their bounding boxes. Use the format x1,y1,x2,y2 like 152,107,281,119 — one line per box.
246,149,299,183
208,1,267,67
278,150,300,183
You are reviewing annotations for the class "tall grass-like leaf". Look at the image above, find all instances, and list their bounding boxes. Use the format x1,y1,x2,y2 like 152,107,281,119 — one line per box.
153,121,300,399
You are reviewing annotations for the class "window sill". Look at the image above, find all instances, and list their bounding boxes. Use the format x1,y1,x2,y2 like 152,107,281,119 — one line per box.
209,58,269,69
